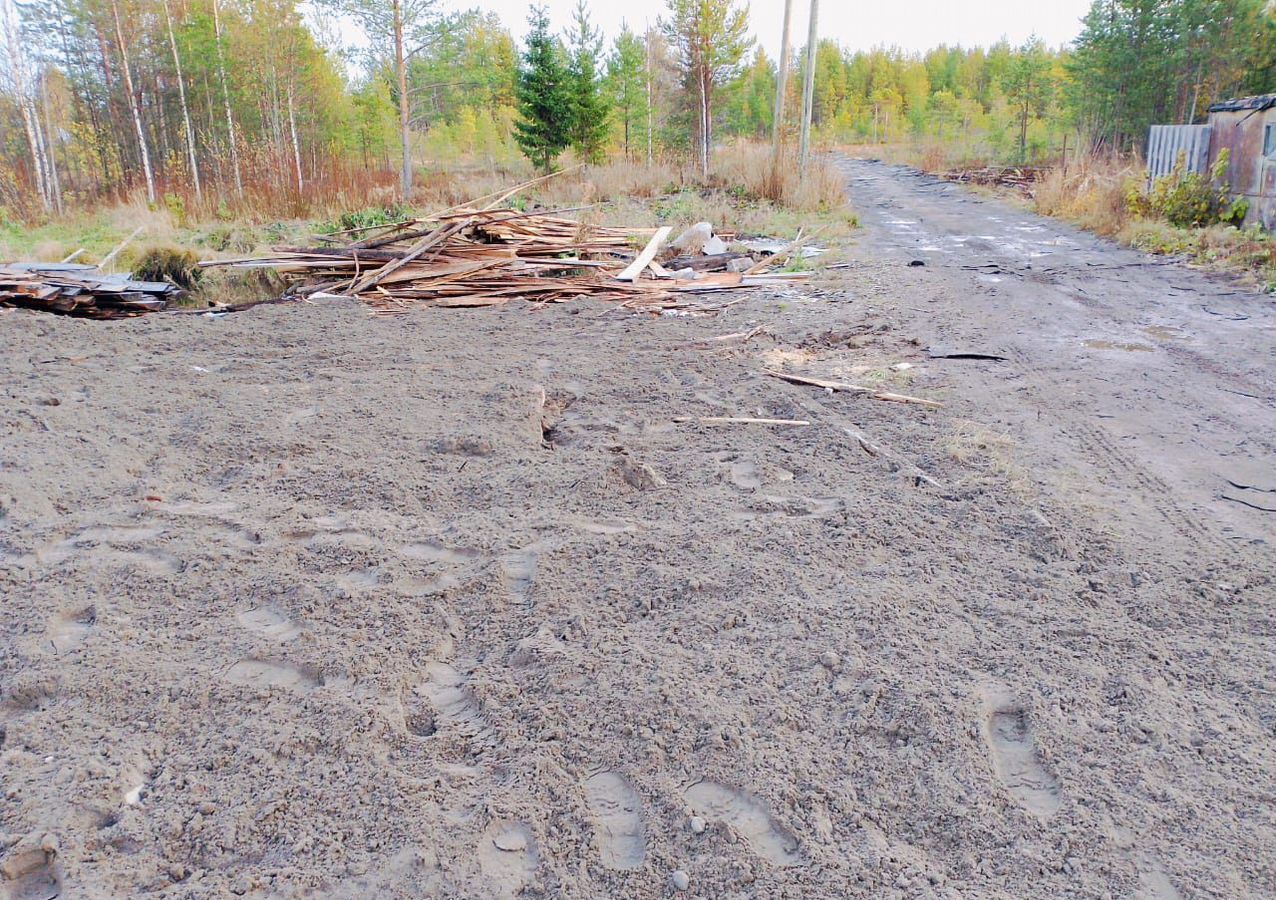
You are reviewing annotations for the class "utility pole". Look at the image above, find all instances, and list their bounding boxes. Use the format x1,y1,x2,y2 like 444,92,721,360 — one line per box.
797,0,818,178
770,0,793,161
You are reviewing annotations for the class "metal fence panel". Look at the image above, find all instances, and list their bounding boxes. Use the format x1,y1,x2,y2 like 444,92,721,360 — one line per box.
1146,124,1212,181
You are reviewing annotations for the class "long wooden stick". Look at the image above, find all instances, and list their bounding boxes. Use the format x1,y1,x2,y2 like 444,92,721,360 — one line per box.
762,369,942,408
673,415,811,426
480,164,584,211
616,226,672,281
99,226,144,271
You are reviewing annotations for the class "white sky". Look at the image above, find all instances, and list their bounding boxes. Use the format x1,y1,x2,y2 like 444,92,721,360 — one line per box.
448,0,1094,57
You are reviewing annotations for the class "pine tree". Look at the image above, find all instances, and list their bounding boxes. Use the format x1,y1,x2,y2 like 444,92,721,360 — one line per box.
1001,36,1053,162
565,0,610,164
661,0,752,177
514,5,572,173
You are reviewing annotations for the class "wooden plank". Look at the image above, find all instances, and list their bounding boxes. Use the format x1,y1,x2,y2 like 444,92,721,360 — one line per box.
616,226,672,282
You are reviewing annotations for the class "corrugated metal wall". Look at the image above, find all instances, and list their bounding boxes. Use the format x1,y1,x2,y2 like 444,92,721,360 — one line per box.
1146,125,1212,181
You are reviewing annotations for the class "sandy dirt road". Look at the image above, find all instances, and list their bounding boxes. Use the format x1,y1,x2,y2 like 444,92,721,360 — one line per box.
1,160,1273,899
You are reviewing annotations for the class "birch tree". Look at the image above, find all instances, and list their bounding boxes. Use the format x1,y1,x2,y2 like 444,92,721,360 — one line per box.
108,0,154,202
2,0,51,208
212,0,243,195
162,0,200,199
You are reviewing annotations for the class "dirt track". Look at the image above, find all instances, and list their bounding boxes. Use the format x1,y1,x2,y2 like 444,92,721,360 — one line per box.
1,159,1273,899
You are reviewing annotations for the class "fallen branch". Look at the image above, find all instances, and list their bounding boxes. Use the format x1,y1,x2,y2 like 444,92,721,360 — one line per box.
762,369,942,408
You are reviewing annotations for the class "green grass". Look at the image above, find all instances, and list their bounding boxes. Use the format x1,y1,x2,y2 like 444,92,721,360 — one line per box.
1122,220,1276,293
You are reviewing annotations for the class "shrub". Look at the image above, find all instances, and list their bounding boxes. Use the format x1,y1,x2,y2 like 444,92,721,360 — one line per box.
324,204,413,234
132,245,202,289
1130,149,1248,229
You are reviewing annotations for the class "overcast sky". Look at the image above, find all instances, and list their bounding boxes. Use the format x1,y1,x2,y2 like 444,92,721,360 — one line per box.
456,0,1094,57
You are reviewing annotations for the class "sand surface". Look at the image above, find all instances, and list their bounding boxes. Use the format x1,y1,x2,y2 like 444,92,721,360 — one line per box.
2,160,1274,898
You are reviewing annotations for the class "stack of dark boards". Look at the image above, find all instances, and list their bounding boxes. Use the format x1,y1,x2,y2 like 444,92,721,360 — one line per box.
0,263,178,319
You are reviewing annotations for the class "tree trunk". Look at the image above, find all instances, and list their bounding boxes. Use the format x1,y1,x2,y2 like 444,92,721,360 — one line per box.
645,24,653,167
699,64,710,179
39,79,64,213
212,0,243,195
1019,105,1028,162
287,79,303,194
2,2,49,208
797,0,819,177
163,0,201,200
110,0,156,203
771,0,793,159
394,0,411,198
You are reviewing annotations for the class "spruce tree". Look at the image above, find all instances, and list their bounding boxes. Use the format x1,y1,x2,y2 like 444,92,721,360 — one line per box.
565,0,611,164
607,26,649,160
514,5,573,172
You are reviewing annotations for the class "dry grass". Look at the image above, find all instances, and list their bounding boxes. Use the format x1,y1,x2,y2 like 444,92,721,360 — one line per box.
711,141,848,212
1033,155,1141,237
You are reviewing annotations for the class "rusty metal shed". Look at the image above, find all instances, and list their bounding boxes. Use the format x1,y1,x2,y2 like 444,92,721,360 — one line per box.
1206,94,1276,230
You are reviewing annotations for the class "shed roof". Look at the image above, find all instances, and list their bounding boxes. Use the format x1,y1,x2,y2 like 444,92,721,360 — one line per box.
1207,94,1276,113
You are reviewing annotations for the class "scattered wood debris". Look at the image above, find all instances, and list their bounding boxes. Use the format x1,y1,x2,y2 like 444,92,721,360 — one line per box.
201,195,807,315
0,263,179,319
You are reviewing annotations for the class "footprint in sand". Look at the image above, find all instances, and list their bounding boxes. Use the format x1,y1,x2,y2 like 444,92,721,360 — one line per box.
0,840,62,899
398,541,482,565
46,605,96,654
224,658,320,693
237,605,302,641
478,820,538,897
982,688,1062,818
1137,858,1182,900
729,461,763,490
418,662,492,748
153,500,238,518
76,524,165,543
583,771,646,871
499,547,539,604
683,781,802,867
99,548,185,575
568,518,634,535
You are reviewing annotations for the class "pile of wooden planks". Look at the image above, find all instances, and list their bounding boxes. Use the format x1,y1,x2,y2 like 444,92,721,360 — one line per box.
0,263,179,319
939,165,1046,195
201,206,806,315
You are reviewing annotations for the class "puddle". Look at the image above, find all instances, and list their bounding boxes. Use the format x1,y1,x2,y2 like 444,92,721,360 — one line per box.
1084,339,1154,352
1143,325,1181,341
